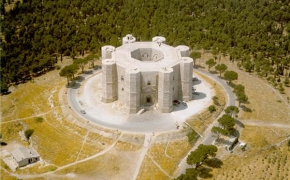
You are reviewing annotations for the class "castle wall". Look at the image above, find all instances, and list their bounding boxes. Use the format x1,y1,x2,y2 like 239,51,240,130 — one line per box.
171,64,180,101
180,57,193,101
102,60,117,102
125,68,141,114
101,46,117,103
116,65,127,104
158,67,173,113
140,71,158,105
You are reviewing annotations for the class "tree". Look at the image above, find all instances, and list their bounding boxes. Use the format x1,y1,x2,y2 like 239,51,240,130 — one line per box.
24,129,34,140
218,114,235,131
234,84,245,94
208,105,216,113
224,106,239,117
242,60,254,72
206,59,216,71
187,144,218,169
215,64,227,76
85,54,99,68
59,64,78,85
73,58,88,73
175,168,198,180
0,80,9,94
211,126,228,141
284,77,289,87
224,71,238,84
190,52,201,66
279,84,285,94
237,93,248,106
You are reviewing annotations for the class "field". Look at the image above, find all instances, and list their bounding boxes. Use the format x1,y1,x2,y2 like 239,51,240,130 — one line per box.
0,58,205,180
1,51,289,180
198,53,290,180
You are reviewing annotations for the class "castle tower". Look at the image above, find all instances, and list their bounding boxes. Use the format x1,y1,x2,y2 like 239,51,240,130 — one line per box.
122,34,136,45
180,57,193,101
176,45,190,57
125,68,141,114
101,46,117,103
158,67,174,113
152,36,166,45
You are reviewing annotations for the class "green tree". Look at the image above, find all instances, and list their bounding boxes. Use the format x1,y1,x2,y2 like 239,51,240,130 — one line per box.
187,144,218,169
284,77,289,87
59,64,78,85
224,106,239,117
206,59,216,71
279,84,285,94
211,126,228,140
242,60,254,72
234,84,245,94
0,80,9,94
237,93,248,106
224,71,238,84
215,64,227,76
176,168,198,180
24,129,34,140
218,114,235,131
190,52,201,66
73,58,88,73
208,105,216,113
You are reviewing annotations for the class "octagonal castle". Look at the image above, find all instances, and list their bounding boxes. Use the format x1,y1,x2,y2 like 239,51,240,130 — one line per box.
102,34,193,114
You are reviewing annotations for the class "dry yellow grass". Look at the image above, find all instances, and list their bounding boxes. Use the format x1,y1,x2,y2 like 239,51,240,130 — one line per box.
222,61,290,124
147,139,192,176
212,143,290,180
56,149,141,180
136,155,170,180
0,169,17,180
196,53,290,180
15,164,57,175
1,70,66,122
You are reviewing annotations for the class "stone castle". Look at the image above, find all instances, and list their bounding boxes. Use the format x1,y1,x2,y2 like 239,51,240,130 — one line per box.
101,34,193,114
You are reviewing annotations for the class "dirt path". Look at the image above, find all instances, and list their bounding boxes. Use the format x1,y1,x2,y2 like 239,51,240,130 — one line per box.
131,133,154,180
238,119,290,128
8,132,123,179
147,154,174,179
1,105,69,124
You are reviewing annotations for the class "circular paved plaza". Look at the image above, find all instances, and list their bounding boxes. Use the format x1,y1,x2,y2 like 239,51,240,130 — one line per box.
68,71,213,133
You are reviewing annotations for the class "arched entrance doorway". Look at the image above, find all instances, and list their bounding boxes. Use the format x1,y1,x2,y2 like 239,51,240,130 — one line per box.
146,95,152,104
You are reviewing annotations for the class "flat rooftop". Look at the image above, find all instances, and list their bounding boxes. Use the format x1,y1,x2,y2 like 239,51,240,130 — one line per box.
115,42,180,71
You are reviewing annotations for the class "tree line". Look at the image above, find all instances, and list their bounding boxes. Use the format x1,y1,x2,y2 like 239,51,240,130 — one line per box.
1,0,290,93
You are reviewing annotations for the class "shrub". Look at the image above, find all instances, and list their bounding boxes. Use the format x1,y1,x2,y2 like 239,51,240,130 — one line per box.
208,105,216,113
35,117,44,123
55,65,61,70
24,129,34,140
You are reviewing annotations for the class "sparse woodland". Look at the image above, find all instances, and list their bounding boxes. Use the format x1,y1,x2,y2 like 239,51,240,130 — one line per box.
1,0,290,92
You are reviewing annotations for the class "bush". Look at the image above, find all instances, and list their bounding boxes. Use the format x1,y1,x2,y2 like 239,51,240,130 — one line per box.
24,129,34,140
35,117,44,123
187,130,199,144
208,105,216,113
212,96,219,105
55,65,61,70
